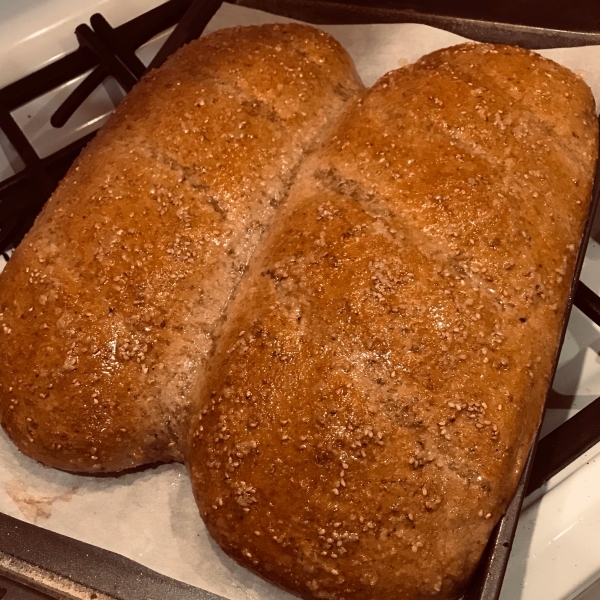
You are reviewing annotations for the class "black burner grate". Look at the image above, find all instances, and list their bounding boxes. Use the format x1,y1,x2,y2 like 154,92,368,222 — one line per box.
1,1,600,599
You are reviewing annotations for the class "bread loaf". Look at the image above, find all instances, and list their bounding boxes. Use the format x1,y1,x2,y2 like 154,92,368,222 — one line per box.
188,44,598,599
0,24,363,472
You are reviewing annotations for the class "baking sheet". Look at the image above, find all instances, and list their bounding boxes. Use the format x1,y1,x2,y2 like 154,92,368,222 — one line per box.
2,3,600,599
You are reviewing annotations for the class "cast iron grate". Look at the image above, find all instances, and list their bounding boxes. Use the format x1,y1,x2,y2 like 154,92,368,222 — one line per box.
1,1,600,599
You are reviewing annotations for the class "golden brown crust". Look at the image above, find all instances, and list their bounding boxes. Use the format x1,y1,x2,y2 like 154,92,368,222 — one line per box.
188,44,598,599
0,24,363,473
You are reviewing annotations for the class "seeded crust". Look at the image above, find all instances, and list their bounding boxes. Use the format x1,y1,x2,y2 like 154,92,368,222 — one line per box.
0,24,363,472
188,44,598,599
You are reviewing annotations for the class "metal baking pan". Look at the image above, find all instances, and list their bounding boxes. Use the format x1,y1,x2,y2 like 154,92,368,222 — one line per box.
1,1,600,599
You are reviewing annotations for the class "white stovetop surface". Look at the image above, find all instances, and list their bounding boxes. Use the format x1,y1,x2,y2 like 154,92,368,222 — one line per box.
0,0,166,89
1,2,600,600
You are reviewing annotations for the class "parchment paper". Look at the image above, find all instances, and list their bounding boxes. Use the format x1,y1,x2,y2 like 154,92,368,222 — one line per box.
2,4,600,599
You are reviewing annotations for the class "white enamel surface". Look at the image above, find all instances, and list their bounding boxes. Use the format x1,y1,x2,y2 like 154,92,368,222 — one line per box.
501,441,600,600
1,2,600,599
0,0,167,89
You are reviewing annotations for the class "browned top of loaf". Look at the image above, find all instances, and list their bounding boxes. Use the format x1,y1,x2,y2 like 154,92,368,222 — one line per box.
188,44,598,599
0,24,362,472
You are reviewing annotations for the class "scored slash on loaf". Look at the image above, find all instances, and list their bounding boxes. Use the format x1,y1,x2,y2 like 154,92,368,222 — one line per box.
187,43,598,599
0,24,363,472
